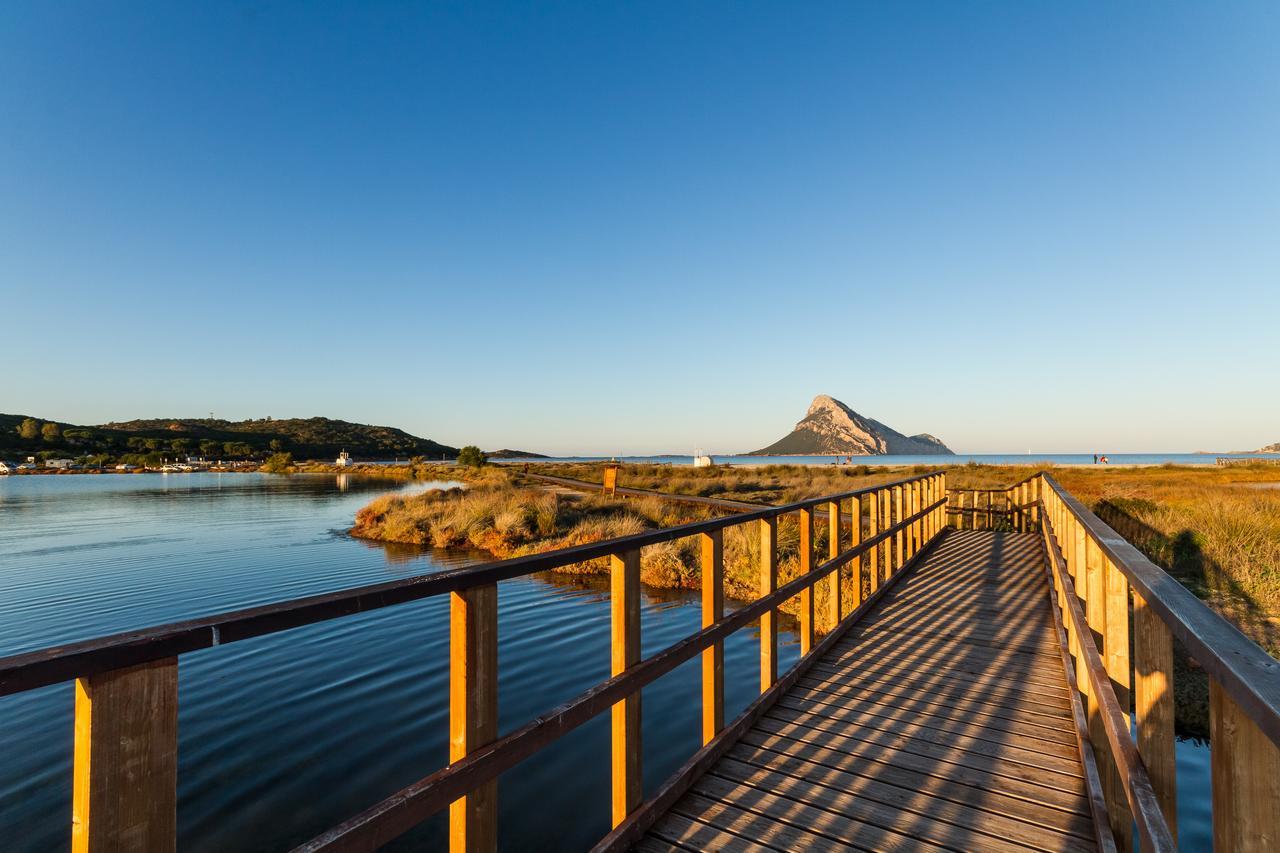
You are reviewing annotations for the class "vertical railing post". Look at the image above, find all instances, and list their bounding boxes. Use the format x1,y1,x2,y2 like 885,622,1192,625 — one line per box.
827,500,842,631
867,491,880,594
939,473,947,530
850,495,863,611
610,550,641,827
892,485,904,572
1134,590,1178,845
72,659,179,853
1086,540,1130,850
758,517,777,693
1210,679,1280,851
701,529,724,743
798,507,815,654
882,488,892,565
450,584,498,853
909,481,920,557
921,478,931,540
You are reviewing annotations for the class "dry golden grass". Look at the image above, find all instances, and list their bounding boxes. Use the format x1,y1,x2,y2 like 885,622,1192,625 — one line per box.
350,472,849,619
531,461,939,505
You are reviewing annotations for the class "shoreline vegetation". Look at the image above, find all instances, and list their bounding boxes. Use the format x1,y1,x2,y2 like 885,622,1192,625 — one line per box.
352,461,1280,739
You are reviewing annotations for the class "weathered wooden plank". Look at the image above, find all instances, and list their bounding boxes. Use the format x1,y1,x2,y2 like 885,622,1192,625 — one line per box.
671,792,860,851
689,775,954,853
786,679,1080,743
806,653,1073,702
772,693,1082,757
723,740,1096,837
647,810,775,853
737,727,1092,814
707,757,1094,853
754,714,1087,794
765,705,1085,777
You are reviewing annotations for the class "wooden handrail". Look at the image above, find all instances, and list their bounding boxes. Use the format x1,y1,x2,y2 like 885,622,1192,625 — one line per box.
1040,475,1280,748
1040,506,1175,852
1020,473,1280,851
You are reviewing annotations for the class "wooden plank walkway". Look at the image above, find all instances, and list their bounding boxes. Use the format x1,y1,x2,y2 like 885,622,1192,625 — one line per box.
640,530,1097,853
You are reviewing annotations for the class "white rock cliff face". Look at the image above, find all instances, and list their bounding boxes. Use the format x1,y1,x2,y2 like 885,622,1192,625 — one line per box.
750,395,953,456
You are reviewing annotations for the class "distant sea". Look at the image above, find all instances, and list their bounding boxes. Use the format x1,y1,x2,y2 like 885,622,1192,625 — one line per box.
490,452,1275,467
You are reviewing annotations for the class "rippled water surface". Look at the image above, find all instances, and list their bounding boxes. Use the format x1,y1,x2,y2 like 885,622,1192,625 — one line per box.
0,473,799,851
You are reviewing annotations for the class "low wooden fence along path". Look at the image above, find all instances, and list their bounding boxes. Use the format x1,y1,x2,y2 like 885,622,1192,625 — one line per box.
2,470,1278,852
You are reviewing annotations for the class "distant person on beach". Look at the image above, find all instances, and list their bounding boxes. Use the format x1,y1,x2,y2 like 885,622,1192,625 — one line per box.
1100,455,1109,464
1093,454,1098,464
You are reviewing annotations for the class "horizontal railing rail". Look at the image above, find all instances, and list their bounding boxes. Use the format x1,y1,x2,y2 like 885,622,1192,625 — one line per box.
0,469,947,852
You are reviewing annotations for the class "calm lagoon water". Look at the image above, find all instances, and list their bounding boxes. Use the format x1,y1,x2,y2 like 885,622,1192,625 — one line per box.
0,473,799,851
0,473,1213,849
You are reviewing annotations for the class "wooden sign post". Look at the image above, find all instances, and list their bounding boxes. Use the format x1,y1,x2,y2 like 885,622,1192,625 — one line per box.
603,461,621,496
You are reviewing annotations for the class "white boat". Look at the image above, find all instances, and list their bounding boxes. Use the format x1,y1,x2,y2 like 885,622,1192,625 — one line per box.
335,450,353,467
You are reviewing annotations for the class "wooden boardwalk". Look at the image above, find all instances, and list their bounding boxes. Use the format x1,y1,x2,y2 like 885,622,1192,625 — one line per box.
642,530,1098,853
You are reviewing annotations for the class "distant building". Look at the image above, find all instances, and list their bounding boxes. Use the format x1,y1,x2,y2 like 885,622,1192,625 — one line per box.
0,462,12,475
115,464,137,472
335,450,353,467
693,450,713,468
44,459,75,469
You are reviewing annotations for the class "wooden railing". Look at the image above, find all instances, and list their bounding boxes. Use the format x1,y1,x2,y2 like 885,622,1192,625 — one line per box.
981,473,1280,853
0,471,948,852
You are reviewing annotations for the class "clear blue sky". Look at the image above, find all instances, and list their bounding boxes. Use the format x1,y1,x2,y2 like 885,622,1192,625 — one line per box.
2,3,1277,454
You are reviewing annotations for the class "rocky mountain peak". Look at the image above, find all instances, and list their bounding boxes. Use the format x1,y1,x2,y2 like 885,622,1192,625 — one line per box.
748,395,954,456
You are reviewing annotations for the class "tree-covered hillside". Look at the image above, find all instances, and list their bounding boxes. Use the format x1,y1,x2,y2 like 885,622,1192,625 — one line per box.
0,414,458,465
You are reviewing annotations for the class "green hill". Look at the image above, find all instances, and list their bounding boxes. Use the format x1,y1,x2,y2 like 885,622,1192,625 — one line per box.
0,414,458,463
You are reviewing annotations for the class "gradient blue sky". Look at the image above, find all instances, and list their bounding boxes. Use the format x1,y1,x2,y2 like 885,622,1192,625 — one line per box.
2,3,1277,454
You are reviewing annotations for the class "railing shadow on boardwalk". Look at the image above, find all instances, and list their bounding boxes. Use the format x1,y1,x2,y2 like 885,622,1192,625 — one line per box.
651,529,1095,851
